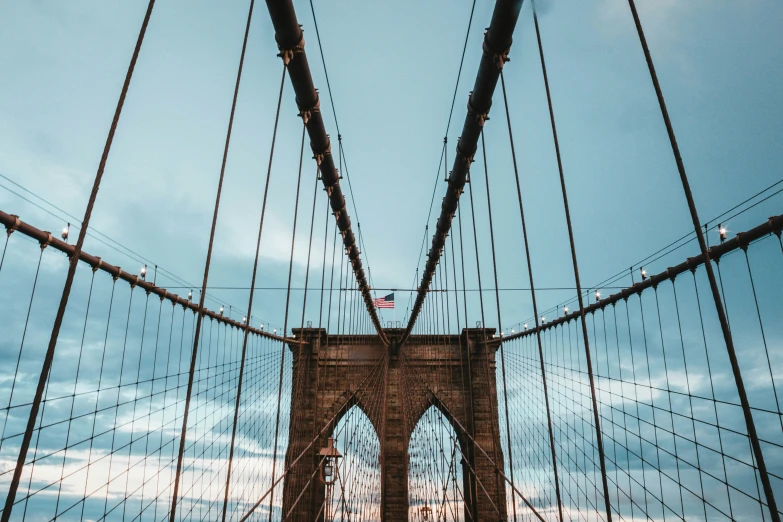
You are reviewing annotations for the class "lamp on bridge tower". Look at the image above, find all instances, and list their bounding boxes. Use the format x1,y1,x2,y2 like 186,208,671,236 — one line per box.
318,437,342,485
319,438,342,522
420,505,433,522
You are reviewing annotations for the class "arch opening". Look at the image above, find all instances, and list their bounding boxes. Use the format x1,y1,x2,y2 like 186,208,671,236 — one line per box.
326,404,381,521
408,404,466,522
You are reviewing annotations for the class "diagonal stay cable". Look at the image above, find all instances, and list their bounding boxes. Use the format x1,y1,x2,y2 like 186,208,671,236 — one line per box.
267,121,307,522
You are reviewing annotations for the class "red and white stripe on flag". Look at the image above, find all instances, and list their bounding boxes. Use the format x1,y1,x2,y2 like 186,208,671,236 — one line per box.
373,293,395,309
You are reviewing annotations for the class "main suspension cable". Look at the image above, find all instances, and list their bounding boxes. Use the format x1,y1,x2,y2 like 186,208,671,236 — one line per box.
268,121,308,520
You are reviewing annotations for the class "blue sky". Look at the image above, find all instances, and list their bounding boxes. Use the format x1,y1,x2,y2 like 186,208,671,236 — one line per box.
0,0,781,331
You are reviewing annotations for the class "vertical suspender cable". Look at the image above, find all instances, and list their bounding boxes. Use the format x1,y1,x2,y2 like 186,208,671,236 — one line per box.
318,199,332,330
401,0,524,344
465,175,503,513
299,169,321,333
269,122,307,521
169,2,255,519
265,0,387,344
626,1,779,518
0,3,156,520
456,199,478,519
0,235,9,275
499,65,564,522
478,129,518,522
220,45,286,521
531,4,613,520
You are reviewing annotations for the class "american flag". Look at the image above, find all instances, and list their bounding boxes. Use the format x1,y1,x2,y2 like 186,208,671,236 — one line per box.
373,293,394,309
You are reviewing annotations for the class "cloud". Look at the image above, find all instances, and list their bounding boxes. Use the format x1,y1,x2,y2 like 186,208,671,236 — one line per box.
598,0,682,40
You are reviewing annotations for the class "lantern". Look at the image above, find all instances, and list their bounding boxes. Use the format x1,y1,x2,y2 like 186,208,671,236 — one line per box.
319,437,342,485
420,505,433,522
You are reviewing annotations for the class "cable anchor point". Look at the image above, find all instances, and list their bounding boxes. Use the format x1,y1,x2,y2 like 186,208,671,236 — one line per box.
467,94,490,127
277,34,304,66
5,214,21,237
493,49,510,70
40,231,53,251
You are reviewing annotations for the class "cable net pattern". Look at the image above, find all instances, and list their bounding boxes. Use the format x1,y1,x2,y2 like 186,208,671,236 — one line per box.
0,236,293,522
499,232,783,521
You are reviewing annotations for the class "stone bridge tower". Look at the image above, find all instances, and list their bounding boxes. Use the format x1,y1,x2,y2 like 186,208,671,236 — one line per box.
282,328,507,521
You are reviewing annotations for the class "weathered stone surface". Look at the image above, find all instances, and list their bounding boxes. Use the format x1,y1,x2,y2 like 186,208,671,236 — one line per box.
282,329,506,521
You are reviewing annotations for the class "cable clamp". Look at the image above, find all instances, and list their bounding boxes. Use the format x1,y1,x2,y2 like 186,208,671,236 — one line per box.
298,97,320,125
40,231,53,251
279,49,295,65
467,94,490,126
737,231,750,252
495,50,510,69
5,214,21,236
456,141,476,168
93,257,103,273
483,32,511,70
312,136,330,167
278,34,304,65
